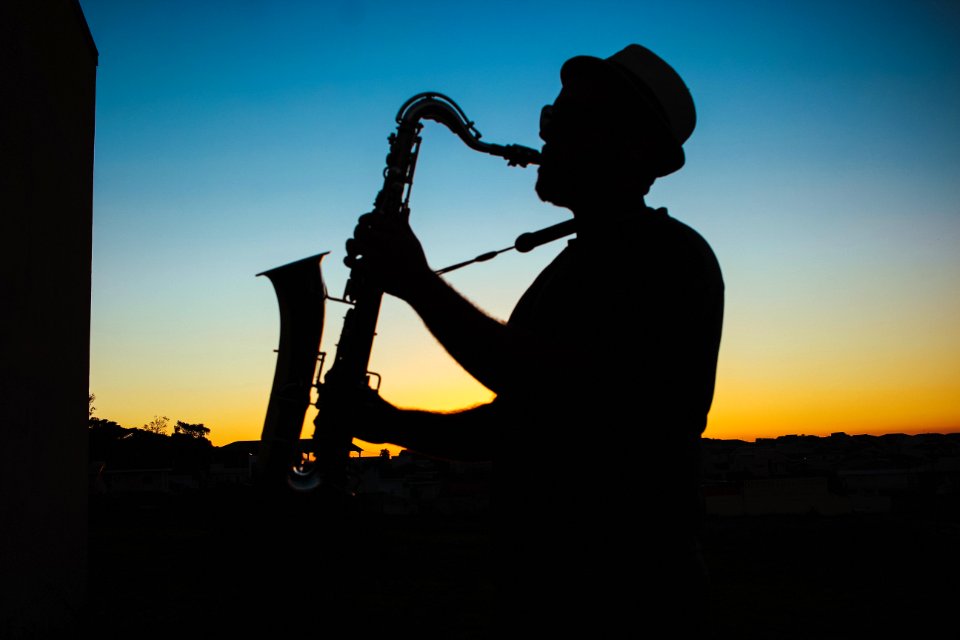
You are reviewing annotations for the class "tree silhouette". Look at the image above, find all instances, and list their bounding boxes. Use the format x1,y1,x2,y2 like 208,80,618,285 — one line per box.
142,415,169,435
88,417,129,438
174,421,210,440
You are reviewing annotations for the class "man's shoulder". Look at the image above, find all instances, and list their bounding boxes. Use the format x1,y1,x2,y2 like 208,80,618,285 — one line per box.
652,207,708,240
615,208,718,259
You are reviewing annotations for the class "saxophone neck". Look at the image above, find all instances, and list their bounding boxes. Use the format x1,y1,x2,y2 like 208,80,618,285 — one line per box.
397,92,541,167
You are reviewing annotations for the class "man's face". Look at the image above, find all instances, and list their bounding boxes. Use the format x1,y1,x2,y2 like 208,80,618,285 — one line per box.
534,86,645,209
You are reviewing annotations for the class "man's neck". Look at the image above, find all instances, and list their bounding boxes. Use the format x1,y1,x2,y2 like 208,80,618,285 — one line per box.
571,194,648,222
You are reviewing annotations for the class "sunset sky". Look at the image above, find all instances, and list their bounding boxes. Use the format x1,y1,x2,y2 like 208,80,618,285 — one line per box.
79,0,960,451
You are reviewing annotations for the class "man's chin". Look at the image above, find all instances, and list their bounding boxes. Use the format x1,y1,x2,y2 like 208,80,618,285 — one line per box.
535,175,569,207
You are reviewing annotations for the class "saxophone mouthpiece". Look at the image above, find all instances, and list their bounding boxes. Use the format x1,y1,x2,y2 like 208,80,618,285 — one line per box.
502,144,541,167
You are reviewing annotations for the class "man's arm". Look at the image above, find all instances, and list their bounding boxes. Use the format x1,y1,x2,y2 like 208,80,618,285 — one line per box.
347,388,497,462
345,212,568,395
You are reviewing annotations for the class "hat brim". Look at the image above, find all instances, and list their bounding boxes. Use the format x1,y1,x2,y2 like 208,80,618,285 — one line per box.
559,55,685,177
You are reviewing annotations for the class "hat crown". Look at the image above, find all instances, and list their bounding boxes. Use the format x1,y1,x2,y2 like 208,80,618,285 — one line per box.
606,44,696,146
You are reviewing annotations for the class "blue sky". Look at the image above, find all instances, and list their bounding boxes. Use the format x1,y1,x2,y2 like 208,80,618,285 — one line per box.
79,0,960,447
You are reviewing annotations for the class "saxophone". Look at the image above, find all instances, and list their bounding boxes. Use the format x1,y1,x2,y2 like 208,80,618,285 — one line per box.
256,93,541,496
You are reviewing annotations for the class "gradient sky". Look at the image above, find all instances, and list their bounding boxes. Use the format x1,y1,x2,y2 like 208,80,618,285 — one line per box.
79,0,960,451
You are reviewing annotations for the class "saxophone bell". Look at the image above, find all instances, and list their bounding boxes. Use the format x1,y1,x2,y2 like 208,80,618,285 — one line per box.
255,252,328,492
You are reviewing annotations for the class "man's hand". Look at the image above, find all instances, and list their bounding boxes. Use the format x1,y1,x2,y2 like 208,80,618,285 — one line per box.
352,388,401,445
344,211,435,302
316,381,400,446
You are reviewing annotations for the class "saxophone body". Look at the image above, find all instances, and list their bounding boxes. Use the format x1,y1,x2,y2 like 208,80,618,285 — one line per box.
256,92,540,496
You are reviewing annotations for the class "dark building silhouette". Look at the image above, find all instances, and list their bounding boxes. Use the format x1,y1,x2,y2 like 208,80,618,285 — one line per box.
1,1,97,636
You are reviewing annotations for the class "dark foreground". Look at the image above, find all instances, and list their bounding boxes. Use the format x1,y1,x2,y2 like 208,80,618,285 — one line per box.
86,489,959,639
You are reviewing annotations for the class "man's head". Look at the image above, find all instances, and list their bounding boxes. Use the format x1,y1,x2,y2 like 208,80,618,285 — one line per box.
536,44,696,210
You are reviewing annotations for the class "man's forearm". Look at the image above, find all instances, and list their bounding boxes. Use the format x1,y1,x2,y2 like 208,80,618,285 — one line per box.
370,403,495,462
403,271,517,394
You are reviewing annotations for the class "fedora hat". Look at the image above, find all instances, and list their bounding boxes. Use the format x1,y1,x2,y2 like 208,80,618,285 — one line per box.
560,44,696,176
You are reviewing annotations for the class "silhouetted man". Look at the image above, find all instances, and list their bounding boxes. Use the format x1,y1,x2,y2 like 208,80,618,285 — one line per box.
345,44,724,635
